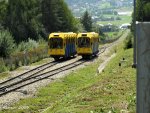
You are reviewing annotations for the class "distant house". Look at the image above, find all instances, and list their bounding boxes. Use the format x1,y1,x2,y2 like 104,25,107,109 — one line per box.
119,23,131,29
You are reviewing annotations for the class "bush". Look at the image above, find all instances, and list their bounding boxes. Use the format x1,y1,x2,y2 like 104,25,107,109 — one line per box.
0,30,15,58
0,37,48,73
124,33,133,49
0,58,7,73
17,38,39,52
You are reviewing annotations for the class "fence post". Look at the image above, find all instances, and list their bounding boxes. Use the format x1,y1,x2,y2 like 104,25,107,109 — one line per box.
136,22,150,113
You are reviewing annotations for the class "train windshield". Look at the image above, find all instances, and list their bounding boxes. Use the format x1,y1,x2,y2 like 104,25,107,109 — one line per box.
78,37,90,47
49,37,63,49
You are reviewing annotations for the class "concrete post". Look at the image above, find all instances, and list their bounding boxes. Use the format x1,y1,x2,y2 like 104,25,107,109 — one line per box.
137,22,150,113
133,0,137,68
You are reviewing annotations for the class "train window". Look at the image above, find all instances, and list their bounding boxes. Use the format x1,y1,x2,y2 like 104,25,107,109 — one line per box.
49,37,63,49
78,37,90,48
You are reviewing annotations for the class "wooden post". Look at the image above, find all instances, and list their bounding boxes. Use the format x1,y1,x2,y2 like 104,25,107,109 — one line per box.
137,22,150,113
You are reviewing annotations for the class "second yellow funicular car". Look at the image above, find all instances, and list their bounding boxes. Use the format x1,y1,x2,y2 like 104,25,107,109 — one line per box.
77,32,99,59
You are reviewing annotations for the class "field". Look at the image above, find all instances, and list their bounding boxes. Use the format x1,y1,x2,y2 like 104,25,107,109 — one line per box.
97,15,132,26
1,36,136,113
104,30,123,40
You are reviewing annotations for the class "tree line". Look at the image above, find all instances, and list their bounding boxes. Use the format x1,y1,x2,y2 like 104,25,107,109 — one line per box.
0,0,93,58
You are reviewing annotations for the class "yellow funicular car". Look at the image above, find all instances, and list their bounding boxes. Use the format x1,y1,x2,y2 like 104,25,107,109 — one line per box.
48,32,77,60
77,32,99,59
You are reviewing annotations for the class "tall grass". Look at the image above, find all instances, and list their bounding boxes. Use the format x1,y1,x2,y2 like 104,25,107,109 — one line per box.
124,32,133,49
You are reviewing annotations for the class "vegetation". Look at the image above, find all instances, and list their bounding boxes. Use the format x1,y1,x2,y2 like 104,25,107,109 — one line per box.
81,11,92,32
65,0,133,17
0,0,80,43
97,15,132,26
2,35,136,113
4,0,44,43
0,40,48,72
0,0,7,28
42,0,80,33
136,0,150,21
0,0,84,73
124,33,133,49
0,30,15,58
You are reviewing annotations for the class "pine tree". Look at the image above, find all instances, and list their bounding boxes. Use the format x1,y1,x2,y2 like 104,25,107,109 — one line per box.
81,11,92,32
0,30,15,58
41,0,60,33
4,0,44,43
42,0,78,33
0,0,8,28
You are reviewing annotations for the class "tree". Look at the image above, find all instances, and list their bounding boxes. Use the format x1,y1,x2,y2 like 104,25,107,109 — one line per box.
41,0,78,33
4,0,44,43
81,11,92,32
41,0,59,33
0,0,8,29
136,0,150,21
0,30,15,58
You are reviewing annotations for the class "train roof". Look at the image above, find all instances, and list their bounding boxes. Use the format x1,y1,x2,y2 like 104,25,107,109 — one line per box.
49,32,77,39
77,32,99,38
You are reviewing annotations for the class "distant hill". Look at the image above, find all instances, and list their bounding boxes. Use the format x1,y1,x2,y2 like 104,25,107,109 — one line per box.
65,0,100,5
65,0,133,17
65,0,133,5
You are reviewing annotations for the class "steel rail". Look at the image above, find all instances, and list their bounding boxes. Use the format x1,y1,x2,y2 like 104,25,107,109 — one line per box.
0,61,59,89
0,60,85,96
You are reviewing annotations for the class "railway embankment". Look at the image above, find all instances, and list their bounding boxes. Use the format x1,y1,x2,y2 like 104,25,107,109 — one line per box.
0,30,136,113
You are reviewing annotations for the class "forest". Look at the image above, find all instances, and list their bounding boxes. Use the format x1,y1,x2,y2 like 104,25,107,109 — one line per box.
0,0,93,72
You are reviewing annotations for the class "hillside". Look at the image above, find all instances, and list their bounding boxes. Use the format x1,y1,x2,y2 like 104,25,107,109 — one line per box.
65,0,133,26
1,31,136,113
65,0,133,14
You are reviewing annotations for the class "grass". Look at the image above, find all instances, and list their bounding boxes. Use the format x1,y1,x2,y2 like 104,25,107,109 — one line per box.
116,7,133,12
104,31,120,39
0,72,10,79
105,31,117,37
1,36,136,113
44,46,136,113
104,30,124,41
97,15,132,26
30,58,53,66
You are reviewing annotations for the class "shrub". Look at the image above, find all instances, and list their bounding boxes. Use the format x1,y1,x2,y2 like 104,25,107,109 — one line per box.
0,58,7,73
124,33,133,49
0,37,48,73
17,38,39,52
0,30,15,58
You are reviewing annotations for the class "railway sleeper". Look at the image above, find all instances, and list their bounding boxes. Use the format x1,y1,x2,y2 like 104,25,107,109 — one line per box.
0,87,7,92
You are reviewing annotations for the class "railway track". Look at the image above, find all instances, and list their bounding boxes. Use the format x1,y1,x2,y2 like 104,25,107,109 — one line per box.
0,40,118,97
0,60,85,96
0,61,59,91
98,35,122,55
